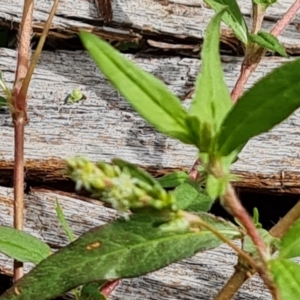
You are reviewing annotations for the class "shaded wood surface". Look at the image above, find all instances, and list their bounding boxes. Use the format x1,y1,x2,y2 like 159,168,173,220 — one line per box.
0,0,300,54
0,187,273,300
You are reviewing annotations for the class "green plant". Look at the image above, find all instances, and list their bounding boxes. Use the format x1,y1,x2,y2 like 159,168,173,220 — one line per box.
1,0,300,299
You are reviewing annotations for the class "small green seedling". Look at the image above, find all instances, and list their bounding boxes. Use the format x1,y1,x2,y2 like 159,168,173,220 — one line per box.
65,88,87,104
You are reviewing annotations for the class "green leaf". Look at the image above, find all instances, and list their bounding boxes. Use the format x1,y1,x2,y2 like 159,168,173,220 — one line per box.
218,58,300,156
0,213,240,300
55,199,76,242
204,0,248,44
189,8,232,151
79,32,194,145
253,0,277,6
185,115,204,150
279,218,300,259
252,207,262,228
243,228,279,258
206,174,227,200
65,88,86,104
249,31,288,57
172,180,213,212
0,226,51,265
269,259,300,300
80,283,106,300
0,96,8,107
157,171,189,188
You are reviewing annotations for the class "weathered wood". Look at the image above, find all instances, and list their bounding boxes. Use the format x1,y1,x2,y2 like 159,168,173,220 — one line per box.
0,1,298,299
0,0,300,54
0,186,273,299
0,47,300,193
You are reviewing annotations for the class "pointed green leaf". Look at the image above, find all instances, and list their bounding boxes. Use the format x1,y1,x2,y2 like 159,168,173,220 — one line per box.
157,171,189,188
253,0,277,6
55,200,76,242
249,31,288,57
189,9,232,150
186,115,212,151
204,0,248,44
243,228,279,259
0,96,8,107
80,282,106,300
279,218,300,259
172,180,213,212
269,259,300,300
218,58,300,156
252,207,262,228
0,226,51,265
206,174,227,200
79,32,193,145
0,213,240,300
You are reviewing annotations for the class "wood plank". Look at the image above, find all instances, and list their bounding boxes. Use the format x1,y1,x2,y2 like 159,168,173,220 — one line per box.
0,187,273,299
0,0,300,53
0,47,299,192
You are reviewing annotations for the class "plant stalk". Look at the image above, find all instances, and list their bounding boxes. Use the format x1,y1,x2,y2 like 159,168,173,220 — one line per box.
182,211,278,297
214,264,251,300
11,0,34,282
251,3,266,34
222,184,268,260
11,0,59,282
231,0,300,102
13,120,25,281
213,199,300,300
20,0,60,99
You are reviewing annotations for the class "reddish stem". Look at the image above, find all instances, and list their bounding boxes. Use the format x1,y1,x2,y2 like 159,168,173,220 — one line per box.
222,184,268,259
12,0,34,282
100,280,120,297
271,0,300,37
231,0,300,101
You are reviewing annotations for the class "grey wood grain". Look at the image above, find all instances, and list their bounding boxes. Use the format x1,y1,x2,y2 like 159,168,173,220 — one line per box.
0,187,272,300
0,48,299,192
0,0,300,52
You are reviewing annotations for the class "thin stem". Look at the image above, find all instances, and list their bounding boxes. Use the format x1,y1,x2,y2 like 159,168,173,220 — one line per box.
251,4,266,34
13,120,25,281
212,199,300,300
231,0,300,101
271,0,300,37
20,0,60,100
12,0,34,282
214,264,250,300
182,211,260,270
269,199,300,239
222,184,269,260
182,211,277,296
100,280,120,297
